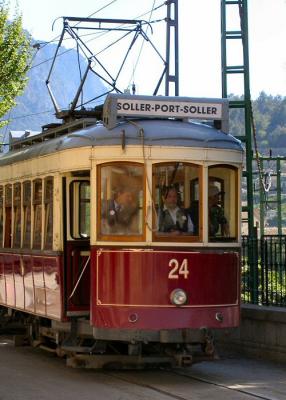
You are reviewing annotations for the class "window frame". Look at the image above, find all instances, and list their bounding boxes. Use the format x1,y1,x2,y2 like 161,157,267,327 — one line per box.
22,180,32,249
69,179,90,240
208,164,239,242
44,177,54,249
4,184,12,248
152,161,203,243
13,182,22,248
32,179,42,249
97,161,146,242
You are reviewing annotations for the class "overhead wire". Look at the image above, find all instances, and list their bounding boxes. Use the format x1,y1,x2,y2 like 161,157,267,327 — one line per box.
37,0,120,51
128,0,157,90
6,0,167,125
30,0,166,71
2,0,120,128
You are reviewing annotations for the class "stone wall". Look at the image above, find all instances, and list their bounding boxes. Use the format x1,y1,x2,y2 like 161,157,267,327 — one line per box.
216,304,286,363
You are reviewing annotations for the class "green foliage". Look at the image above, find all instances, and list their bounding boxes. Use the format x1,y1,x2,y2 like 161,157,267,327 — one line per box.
229,92,286,155
0,1,31,128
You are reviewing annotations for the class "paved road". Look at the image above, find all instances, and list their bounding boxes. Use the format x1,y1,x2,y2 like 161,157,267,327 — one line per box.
0,337,285,400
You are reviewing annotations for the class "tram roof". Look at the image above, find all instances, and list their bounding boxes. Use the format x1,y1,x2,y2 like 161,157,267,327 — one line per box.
0,118,243,167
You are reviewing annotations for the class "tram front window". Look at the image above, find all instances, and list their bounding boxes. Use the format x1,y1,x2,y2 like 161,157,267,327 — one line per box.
208,165,238,241
153,162,201,241
98,163,144,239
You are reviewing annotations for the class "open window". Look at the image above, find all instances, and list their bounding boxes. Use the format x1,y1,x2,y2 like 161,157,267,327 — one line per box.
208,165,238,241
4,184,12,248
70,180,90,239
98,162,144,241
23,181,31,248
153,162,202,242
33,179,42,249
13,183,21,248
44,177,54,249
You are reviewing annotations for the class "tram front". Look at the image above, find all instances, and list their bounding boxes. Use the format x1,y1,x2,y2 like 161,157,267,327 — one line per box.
90,94,243,365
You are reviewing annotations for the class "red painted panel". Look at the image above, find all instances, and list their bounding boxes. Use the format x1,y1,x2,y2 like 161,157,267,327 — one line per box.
23,255,35,313
43,257,62,319
33,257,46,315
93,305,240,330
95,250,238,306
65,241,90,313
13,256,25,309
4,254,15,307
91,248,240,330
0,252,64,321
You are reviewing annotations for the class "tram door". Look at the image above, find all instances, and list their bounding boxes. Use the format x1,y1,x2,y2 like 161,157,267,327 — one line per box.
64,176,90,315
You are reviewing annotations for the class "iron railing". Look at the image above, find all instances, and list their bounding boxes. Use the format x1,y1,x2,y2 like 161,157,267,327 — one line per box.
241,235,286,307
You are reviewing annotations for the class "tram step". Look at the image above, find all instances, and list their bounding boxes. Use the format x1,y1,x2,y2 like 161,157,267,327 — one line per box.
60,345,95,354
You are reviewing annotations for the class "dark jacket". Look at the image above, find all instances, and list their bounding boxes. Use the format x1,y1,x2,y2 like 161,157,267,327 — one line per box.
105,199,137,226
158,207,189,232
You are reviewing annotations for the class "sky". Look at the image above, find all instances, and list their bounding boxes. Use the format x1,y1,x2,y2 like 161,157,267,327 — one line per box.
8,0,286,99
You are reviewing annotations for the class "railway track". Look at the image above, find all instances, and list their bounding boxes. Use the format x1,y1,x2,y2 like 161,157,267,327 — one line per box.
0,335,284,400
103,369,276,400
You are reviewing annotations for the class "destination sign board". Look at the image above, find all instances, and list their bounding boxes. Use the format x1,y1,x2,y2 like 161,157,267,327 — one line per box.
116,99,222,119
103,94,229,132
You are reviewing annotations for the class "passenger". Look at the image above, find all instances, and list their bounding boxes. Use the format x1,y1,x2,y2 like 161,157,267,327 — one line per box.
102,187,139,234
208,185,229,237
158,187,194,235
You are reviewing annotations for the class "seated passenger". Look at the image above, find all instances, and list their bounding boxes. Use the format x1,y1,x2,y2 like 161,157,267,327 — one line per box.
208,185,229,237
158,187,194,235
102,187,139,235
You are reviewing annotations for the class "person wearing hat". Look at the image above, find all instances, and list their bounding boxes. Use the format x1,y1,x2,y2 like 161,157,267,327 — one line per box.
208,185,229,237
158,187,194,235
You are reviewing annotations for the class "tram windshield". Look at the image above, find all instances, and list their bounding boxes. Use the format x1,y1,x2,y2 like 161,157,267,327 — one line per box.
153,162,201,241
98,163,144,239
208,165,238,241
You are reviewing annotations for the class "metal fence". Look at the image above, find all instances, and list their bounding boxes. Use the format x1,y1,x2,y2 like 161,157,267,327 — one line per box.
241,235,286,307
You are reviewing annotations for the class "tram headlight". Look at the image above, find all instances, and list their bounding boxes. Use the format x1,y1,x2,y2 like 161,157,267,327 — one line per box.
170,289,187,306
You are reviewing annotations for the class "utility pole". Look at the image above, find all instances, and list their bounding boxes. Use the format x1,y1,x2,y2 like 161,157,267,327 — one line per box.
165,0,179,96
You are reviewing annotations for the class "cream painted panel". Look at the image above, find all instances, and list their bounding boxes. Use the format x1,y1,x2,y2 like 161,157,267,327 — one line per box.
0,147,92,183
58,147,91,172
93,145,144,161
93,145,243,164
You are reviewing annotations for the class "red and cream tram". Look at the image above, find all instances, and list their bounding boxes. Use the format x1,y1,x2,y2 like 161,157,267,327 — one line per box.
0,95,243,368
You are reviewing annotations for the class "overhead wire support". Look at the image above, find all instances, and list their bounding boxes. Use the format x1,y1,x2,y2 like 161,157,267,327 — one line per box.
165,0,179,96
46,13,171,117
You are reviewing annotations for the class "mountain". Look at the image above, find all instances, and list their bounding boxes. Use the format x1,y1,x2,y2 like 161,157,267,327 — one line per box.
1,40,107,133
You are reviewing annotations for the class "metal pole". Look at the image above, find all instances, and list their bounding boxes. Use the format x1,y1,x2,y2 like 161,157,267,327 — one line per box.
277,158,282,235
165,0,179,96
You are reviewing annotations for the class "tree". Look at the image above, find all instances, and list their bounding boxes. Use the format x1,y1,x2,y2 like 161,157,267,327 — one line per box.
0,1,31,128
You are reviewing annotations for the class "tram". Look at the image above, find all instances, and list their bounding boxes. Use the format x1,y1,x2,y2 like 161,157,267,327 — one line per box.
0,94,243,368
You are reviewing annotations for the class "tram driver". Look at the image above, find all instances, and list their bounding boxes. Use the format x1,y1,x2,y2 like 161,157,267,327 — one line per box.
102,186,139,235
158,186,194,235
208,185,229,237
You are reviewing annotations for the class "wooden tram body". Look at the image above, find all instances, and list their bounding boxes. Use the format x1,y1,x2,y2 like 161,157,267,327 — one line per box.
0,95,243,368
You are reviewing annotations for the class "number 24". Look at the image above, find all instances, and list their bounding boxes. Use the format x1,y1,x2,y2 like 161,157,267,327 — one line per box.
168,258,189,279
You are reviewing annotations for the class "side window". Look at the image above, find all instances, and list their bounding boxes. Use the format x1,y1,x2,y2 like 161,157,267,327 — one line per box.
23,181,31,248
153,162,201,241
4,184,12,248
98,163,144,239
70,180,90,239
33,179,42,249
13,183,21,248
208,165,238,241
44,177,53,249
0,186,3,247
